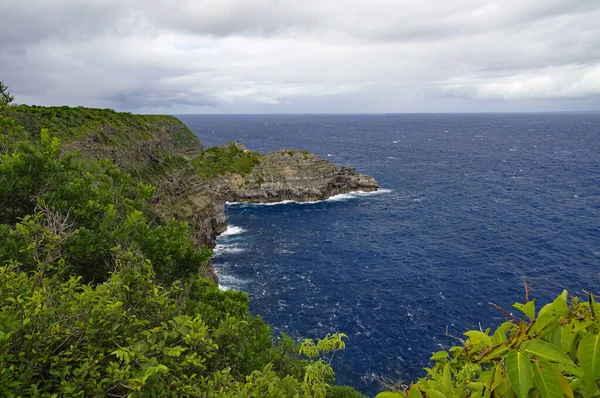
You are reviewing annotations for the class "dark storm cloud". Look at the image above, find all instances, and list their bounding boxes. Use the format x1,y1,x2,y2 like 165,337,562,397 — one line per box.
1,0,599,112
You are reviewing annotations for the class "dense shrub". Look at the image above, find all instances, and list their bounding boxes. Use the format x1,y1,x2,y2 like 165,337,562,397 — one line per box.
377,289,600,398
192,143,262,179
0,84,363,397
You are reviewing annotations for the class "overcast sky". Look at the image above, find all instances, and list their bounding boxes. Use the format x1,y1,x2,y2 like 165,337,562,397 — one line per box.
1,0,599,113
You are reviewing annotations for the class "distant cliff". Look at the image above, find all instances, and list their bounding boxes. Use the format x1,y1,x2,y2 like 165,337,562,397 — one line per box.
8,105,379,281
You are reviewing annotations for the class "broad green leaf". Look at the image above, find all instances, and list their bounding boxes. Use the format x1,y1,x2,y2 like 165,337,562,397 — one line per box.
467,382,485,391
375,393,404,398
521,340,574,365
493,321,515,344
491,364,505,392
535,312,559,334
408,387,422,398
538,290,569,318
422,389,445,398
533,360,563,398
480,369,495,390
560,323,576,355
513,300,535,320
548,361,574,398
480,344,509,362
430,350,449,361
577,333,600,380
442,362,453,394
464,331,493,347
558,362,585,378
506,350,533,398
583,380,599,398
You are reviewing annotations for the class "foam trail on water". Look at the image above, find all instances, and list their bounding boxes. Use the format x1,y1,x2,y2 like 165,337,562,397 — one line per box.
213,243,246,256
214,262,247,291
226,188,392,207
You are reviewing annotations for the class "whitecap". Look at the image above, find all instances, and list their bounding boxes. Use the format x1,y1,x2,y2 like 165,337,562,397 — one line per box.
213,243,246,256
220,225,246,237
227,189,392,207
216,274,247,291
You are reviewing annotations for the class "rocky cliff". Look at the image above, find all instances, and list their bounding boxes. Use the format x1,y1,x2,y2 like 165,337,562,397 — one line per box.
218,145,378,202
9,106,379,282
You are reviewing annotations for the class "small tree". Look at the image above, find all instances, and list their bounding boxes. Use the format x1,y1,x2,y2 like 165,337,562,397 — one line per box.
0,81,15,110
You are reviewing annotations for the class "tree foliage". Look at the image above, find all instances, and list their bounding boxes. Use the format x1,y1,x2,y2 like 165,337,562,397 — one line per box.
0,94,364,397
377,290,600,398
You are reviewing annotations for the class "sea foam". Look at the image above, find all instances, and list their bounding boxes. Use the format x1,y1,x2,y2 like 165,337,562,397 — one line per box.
213,243,246,256
226,188,392,207
220,225,246,237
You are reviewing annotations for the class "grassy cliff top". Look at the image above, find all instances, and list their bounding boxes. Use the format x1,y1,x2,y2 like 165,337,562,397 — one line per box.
6,104,203,169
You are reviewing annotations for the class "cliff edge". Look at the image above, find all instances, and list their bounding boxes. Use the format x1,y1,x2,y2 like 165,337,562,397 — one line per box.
8,106,379,282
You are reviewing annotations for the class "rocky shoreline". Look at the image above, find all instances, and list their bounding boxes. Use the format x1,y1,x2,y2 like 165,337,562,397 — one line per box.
187,145,378,283
7,106,378,284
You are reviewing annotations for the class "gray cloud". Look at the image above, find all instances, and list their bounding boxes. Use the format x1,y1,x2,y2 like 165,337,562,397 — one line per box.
1,0,599,112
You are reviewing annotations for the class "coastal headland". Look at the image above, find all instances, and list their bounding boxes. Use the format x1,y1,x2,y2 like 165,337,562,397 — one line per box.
7,105,379,281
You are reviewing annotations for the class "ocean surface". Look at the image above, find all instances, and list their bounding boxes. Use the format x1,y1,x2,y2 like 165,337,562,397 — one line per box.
178,113,600,396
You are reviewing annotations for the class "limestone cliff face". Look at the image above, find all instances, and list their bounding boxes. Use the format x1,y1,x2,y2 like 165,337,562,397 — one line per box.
225,148,378,202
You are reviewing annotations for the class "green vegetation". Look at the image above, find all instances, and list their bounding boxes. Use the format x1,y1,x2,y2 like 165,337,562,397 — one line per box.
5,81,598,397
377,288,600,398
5,104,202,173
192,143,262,180
0,83,364,397
6,104,197,148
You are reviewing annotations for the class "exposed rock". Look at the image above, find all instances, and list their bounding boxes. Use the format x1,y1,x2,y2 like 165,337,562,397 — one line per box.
228,149,378,202
8,106,379,284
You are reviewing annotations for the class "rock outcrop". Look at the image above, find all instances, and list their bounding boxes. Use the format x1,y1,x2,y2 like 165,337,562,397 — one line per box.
8,106,379,284
225,148,378,202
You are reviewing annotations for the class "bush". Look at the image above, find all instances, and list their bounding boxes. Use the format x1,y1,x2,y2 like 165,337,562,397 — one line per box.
376,289,600,398
192,143,262,179
0,105,366,397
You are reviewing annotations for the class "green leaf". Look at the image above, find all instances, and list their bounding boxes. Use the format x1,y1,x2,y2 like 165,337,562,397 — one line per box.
422,389,445,398
560,322,576,354
513,300,535,320
430,350,449,361
521,340,574,365
408,387,421,398
533,359,563,398
480,344,509,362
375,393,404,398
577,333,600,380
506,350,533,398
491,364,505,392
464,330,493,347
548,361,574,398
442,362,453,394
493,321,514,344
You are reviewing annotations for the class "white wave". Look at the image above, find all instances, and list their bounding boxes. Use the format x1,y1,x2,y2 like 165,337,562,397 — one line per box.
227,189,392,207
325,189,393,201
220,225,246,237
216,273,247,291
214,262,247,291
213,243,246,256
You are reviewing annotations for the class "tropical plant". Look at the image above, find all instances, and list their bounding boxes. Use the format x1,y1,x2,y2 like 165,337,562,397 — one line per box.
376,287,600,397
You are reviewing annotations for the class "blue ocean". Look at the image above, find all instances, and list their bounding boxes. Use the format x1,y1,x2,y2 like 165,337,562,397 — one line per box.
178,114,600,396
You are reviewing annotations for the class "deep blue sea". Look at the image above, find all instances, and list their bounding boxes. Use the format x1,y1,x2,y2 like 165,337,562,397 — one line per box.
178,114,600,396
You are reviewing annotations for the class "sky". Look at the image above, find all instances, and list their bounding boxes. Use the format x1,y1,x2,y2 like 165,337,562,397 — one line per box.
1,0,599,114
